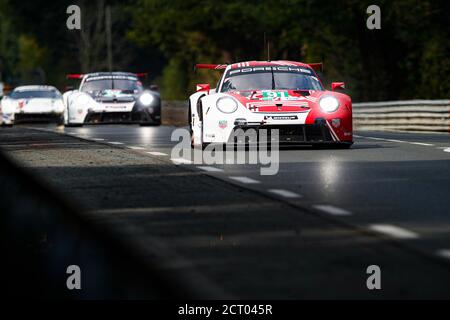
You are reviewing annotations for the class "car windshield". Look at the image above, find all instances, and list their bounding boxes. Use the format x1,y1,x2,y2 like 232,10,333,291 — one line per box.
10,90,61,99
81,79,142,94
221,67,323,92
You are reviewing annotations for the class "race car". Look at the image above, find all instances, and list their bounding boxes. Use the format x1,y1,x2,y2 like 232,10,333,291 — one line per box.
0,85,64,126
63,72,161,127
189,61,353,148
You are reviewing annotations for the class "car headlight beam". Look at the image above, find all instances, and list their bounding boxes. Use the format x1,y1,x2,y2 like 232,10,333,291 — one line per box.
216,97,238,114
139,93,154,106
319,96,340,113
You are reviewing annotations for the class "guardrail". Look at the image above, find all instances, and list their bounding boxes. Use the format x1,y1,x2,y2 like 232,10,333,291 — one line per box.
353,100,450,133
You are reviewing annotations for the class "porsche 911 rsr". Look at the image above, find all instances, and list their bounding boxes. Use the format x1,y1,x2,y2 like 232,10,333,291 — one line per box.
63,72,161,127
189,61,353,149
0,86,64,126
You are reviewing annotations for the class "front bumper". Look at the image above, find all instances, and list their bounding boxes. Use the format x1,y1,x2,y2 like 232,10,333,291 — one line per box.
14,112,62,123
230,122,352,145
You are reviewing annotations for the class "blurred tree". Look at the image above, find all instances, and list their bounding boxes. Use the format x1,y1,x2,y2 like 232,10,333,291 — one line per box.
17,35,47,84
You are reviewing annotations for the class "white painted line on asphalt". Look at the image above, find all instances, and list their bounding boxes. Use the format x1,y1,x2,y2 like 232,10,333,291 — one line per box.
385,139,406,143
268,189,302,198
364,136,385,141
368,224,419,239
443,148,450,153
171,158,193,165
91,138,105,141
197,166,224,172
128,146,146,150
313,205,352,216
147,151,168,156
108,141,124,145
229,176,261,184
437,249,450,260
409,142,434,146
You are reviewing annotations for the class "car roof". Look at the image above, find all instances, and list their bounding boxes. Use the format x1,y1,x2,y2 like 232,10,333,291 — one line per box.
229,60,312,69
14,85,58,92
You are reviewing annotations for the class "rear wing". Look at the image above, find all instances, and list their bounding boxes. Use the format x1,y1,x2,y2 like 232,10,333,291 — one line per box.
307,63,323,73
194,64,228,72
66,74,84,79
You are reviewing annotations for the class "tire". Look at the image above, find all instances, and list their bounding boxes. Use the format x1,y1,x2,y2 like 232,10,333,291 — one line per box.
56,114,64,126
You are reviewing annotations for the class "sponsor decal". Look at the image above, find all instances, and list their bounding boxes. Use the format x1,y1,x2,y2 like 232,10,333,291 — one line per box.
218,120,228,129
229,66,312,76
264,115,298,120
18,100,28,109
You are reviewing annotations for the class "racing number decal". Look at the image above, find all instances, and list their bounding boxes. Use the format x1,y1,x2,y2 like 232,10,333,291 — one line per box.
262,91,289,101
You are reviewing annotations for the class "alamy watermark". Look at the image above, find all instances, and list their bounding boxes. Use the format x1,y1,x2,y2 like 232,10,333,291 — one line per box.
366,5,381,30
66,5,81,30
171,128,280,176
66,265,81,290
366,265,381,290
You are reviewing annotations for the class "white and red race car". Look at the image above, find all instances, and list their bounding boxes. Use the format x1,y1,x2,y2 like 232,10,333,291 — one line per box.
63,72,161,127
189,60,353,148
0,85,64,126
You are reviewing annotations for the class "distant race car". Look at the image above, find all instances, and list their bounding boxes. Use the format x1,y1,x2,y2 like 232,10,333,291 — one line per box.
0,85,64,126
189,61,353,148
63,72,161,127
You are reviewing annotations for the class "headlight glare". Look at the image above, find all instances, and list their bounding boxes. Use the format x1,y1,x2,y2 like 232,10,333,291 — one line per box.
319,96,339,113
216,97,238,113
139,93,154,106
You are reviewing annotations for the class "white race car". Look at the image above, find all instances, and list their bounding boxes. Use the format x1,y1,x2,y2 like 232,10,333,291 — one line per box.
63,72,161,127
189,60,353,149
0,85,64,126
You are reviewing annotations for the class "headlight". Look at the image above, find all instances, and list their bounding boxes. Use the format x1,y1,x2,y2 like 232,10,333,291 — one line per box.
216,97,238,114
139,93,154,106
319,96,340,113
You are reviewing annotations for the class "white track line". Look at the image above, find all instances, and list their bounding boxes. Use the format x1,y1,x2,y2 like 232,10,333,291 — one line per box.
443,148,450,153
359,135,436,147
229,176,260,184
147,151,168,156
409,142,434,146
313,205,352,216
108,141,124,145
368,224,419,239
91,138,105,141
197,166,224,172
268,189,302,198
128,146,146,150
171,158,193,165
436,249,450,260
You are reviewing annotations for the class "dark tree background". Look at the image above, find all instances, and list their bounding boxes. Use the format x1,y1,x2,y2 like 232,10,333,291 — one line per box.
0,0,449,101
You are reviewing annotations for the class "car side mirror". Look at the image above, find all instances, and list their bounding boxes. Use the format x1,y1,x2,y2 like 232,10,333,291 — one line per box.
149,84,159,91
332,82,345,91
196,84,210,92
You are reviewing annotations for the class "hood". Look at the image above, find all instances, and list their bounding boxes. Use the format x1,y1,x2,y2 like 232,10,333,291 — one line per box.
14,97,63,113
228,90,323,113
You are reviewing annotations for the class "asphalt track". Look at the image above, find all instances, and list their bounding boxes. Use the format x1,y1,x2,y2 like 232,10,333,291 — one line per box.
1,123,450,299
